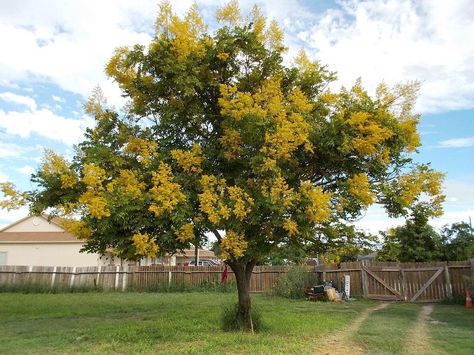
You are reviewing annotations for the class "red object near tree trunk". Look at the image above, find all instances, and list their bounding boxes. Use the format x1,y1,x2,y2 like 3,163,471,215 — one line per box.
221,265,228,284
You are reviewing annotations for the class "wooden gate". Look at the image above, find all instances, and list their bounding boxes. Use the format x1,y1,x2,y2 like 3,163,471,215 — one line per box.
361,265,452,302
361,265,403,301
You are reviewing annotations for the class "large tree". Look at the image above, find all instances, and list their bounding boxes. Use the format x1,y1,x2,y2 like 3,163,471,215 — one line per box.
1,1,444,329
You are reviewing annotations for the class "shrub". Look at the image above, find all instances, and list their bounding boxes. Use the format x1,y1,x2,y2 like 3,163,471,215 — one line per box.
272,265,317,299
221,302,263,332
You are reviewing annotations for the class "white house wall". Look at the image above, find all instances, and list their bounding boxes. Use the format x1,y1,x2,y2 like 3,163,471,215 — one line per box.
0,243,104,267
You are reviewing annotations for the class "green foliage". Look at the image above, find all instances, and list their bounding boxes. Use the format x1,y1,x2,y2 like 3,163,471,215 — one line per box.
378,218,474,262
376,230,402,261
440,222,474,261
272,265,317,299
377,208,444,262
221,302,263,332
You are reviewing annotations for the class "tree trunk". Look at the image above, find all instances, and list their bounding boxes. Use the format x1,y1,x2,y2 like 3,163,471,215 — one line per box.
228,261,256,331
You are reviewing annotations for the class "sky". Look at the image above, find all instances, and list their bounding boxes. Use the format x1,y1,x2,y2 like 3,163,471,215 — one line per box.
0,0,473,233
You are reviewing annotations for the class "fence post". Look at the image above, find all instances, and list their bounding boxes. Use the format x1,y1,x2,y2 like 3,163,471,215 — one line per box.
470,259,474,277
115,265,120,290
70,267,76,288
400,268,408,301
444,264,453,299
51,266,57,288
122,265,128,292
360,261,368,298
95,265,101,287
168,269,172,286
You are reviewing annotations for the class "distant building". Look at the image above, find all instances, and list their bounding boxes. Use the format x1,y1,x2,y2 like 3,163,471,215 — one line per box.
0,215,107,267
0,215,217,267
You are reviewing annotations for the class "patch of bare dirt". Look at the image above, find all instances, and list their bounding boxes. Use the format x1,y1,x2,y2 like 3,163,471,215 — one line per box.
314,302,389,355
405,304,434,355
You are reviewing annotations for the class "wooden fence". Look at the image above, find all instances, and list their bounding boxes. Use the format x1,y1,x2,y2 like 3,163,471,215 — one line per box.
0,265,292,293
316,260,473,302
0,260,472,302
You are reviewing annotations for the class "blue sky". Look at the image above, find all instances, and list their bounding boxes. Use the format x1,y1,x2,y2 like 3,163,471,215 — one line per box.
0,0,473,232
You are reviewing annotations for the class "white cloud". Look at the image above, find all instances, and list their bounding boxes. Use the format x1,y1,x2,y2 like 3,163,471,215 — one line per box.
0,92,37,110
296,0,474,113
439,137,474,148
0,1,470,114
0,170,8,182
52,95,65,103
0,142,26,158
355,179,474,234
0,108,93,145
0,207,30,230
0,0,156,108
16,165,35,176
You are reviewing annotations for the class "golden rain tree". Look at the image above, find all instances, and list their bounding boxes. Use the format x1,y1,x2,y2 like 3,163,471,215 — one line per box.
1,1,444,330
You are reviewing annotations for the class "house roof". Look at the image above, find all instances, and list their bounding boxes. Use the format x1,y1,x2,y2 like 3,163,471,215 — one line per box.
0,214,66,232
0,232,81,243
177,249,216,259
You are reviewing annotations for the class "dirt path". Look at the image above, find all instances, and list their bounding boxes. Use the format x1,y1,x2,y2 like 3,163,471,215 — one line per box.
405,304,434,355
314,302,389,355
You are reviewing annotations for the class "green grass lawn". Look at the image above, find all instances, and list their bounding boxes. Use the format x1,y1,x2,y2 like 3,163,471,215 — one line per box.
428,304,474,355
0,292,472,354
353,303,421,354
0,292,373,354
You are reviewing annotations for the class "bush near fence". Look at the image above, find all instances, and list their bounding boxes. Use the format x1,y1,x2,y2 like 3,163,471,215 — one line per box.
0,260,472,302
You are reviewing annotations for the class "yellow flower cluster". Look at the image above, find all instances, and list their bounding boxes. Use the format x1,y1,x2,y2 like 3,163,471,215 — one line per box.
107,169,145,200
217,52,229,61
175,223,195,243
347,173,376,206
251,5,266,42
399,117,420,152
227,186,254,219
0,182,28,210
82,164,106,188
124,137,158,166
266,19,284,49
288,88,313,114
267,175,297,209
218,84,266,121
347,112,394,155
219,78,313,162
60,219,92,239
41,150,78,189
79,164,110,219
262,111,312,160
220,230,248,260
300,182,332,223
219,128,243,160
154,2,205,61
216,0,241,25
79,192,110,219
198,176,253,224
149,163,186,217
398,169,444,210
283,219,298,237
171,144,204,173
199,175,225,224
132,233,159,257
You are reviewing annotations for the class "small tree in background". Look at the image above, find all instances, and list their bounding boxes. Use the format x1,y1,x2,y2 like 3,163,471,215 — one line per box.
1,1,445,330
440,222,474,261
